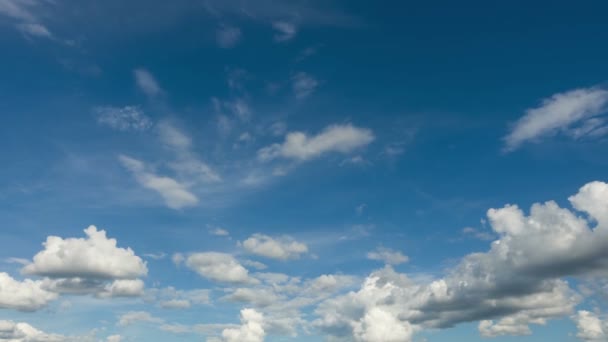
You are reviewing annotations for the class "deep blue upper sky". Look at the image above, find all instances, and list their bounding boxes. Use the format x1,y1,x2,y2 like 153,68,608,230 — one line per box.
1,1,608,341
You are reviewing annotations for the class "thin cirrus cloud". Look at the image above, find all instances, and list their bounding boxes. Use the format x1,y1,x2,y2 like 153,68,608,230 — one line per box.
258,123,375,162
272,21,297,42
95,106,152,131
216,25,242,48
366,247,409,265
134,68,164,98
0,0,54,39
503,86,608,151
119,154,200,210
316,180,608,341
291,72,319,99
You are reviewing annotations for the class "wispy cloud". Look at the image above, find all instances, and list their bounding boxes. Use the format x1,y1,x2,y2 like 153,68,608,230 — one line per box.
216,25,241,48
119,155,199,209
0,0,54,39
258,123,374,162
95,106,152,131
291,72,319,99
272,21,297,42
134,68,164,98
504,86,608,151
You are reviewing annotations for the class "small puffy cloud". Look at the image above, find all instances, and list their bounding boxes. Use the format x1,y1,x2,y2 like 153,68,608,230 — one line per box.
574,310,606,341
366,247,409,265
209,227,230,237
23,225,147,280
134,68,163,98
160,299,191,309
95,106,152,131
216,25,241,48
291,72,318,99
504,87,608,151
242,234,308,260
0,320,67,341
118,311,163,327
223,288,280,308
99,279,145,298
221,309,265,342
258,124,374,162
107,335,122,342
243,260,267,270
272,21,297,42
0,272,57,311
119,155,199,209
185,252,255,284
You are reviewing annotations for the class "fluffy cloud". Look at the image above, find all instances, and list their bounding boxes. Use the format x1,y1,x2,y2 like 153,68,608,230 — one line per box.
258,124,374,162
316,180,608,341
185,252,255,284
95,106,152,131
23,226,147,280
134,68,163,98
574,310,606,341
220,309,265,342
0,320,66,341
0,273,57,312
106,335,122,342
504,87,608,151
291,72,318,99
242,234,308,260
216,25,241,48
119,155,199,209
366,247,409,265
272,21,297,42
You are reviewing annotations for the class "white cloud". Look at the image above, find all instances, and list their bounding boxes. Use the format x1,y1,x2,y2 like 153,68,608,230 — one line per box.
210,227,230,236
16,22,51,38
242,234,308,260
95,106,152,131
0,272,57,312
291,72,318,99
0,320,67,341
316,180,608,341
258,124,374,162
366,247,409,265
106,335,122,342
504,87,608,151
185,252,255,284
118,311,163,327
119,155,199,209
160,299,191,309
574,310,606,341
220,309,265,342
272,21,297,42
23,225,147,280
216,25,241,48
98,279,145,298
134,68,163,98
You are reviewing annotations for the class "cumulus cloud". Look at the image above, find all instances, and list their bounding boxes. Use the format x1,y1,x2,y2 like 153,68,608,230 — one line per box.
95,106,152,131
272,21,297,42
504,87,608,151
316,180,608,341
0,272,57,312
185,252,255,284
574,310,606,341
291,72,318,99
0,320,67,341
216,25,241,48
119,154,199,209
258,124,374,162
220,309,265,342
242,234,308,260
106,335,122,342
23,225,147,280
134,68,163,98
366,247,409,265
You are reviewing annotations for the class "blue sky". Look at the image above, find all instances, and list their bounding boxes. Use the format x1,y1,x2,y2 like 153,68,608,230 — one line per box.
1,0,608,341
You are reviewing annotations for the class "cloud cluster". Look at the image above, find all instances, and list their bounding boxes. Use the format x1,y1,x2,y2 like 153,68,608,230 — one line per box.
95,106,152,131
0,320,67,341
366,247,409,265
258,124,374,162
220,309,265,342
575,310,607,341
504,87,608,151
242,234,308,260
0,273,57,311
185,252,256,284
316,180,608,341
